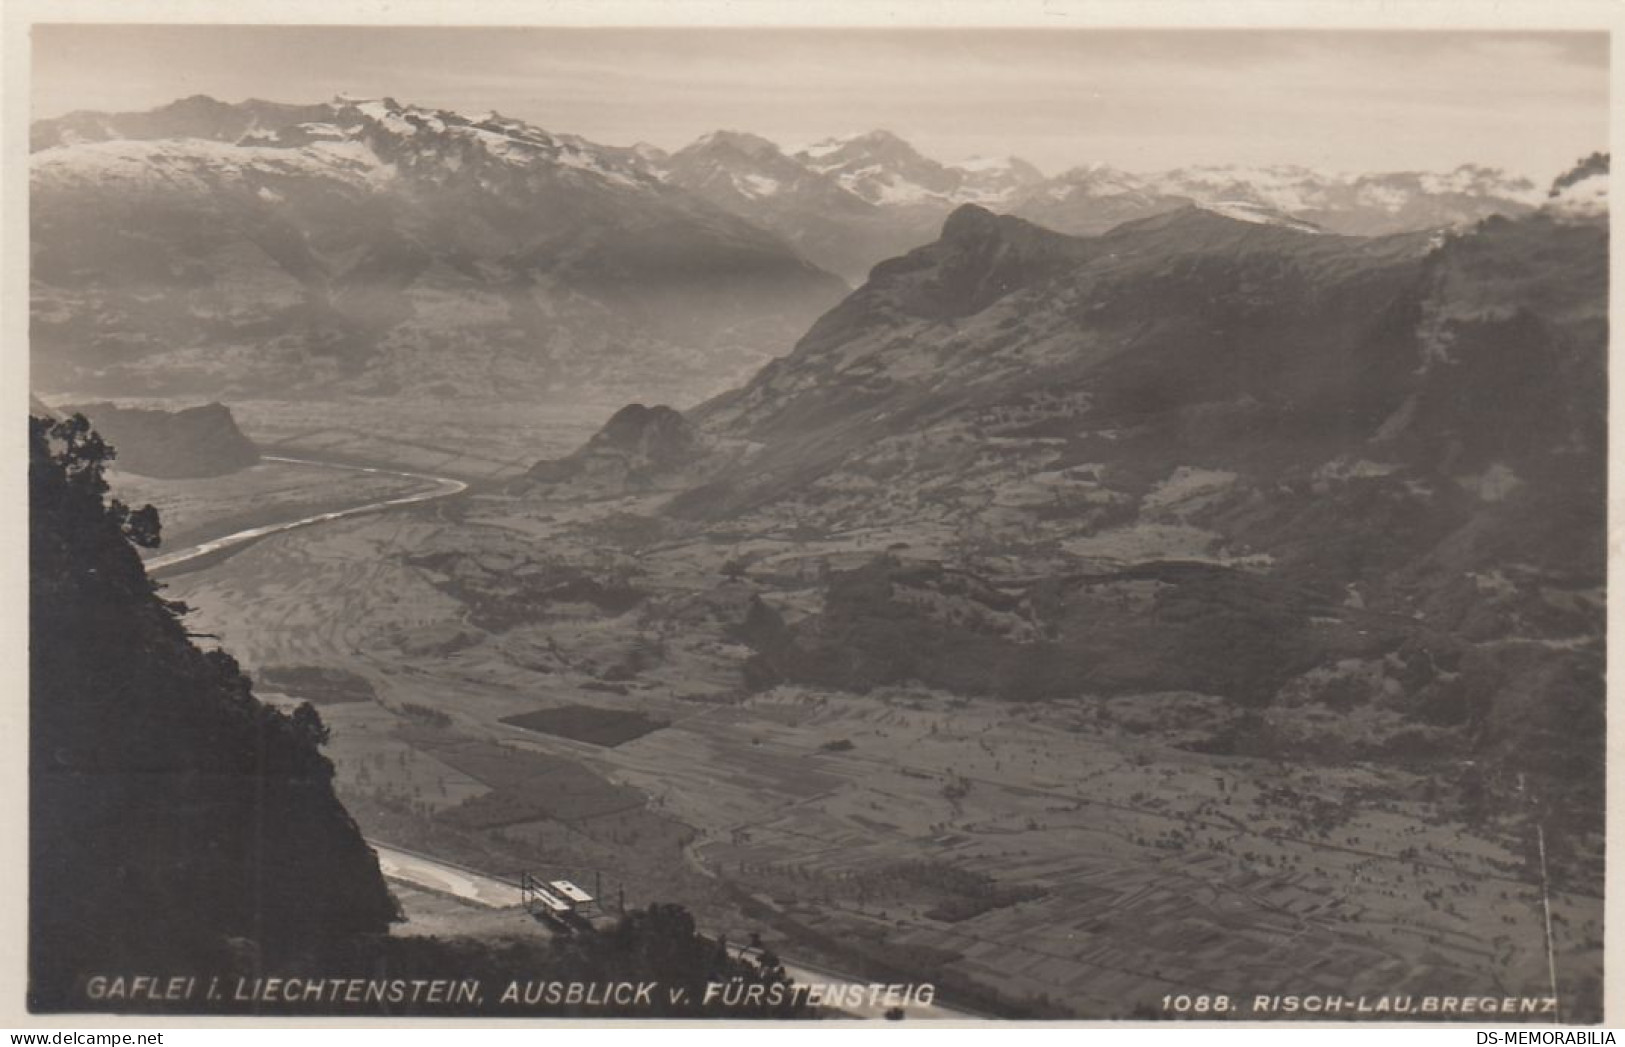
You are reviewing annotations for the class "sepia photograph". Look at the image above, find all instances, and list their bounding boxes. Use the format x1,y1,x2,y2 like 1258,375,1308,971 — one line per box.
15,5,1614,1024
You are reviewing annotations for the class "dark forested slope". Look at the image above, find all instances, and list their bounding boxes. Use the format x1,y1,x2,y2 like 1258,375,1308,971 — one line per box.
28,413,399,1010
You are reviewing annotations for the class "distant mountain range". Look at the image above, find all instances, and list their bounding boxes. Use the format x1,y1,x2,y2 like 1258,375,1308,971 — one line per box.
649,124,1550,281
32,95,1577,405
30,95,847,404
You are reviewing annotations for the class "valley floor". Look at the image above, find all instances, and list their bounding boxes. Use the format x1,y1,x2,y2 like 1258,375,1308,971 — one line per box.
135,421,1601,1021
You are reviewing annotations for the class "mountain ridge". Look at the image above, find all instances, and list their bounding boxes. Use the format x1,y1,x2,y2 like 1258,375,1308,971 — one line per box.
537,199,1604,854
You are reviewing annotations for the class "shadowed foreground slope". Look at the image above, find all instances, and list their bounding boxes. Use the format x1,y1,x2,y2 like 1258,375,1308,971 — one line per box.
28,413,399,1010
28,413,811,1018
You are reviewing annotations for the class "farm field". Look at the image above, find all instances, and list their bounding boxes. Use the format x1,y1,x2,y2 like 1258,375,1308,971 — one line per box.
161,471,1603,1019
600,686,1596,1015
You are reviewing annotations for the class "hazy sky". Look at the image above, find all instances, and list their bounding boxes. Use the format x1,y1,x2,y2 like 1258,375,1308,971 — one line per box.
31,25,1609,179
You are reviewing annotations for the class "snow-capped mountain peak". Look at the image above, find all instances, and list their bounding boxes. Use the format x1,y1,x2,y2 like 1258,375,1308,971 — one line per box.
948,154,1046,205
792,130,961,206
799,128,912,155
312,95,659,190
954,154,1023,173
34,93,668,194
1012,158,1563,238
687,130,785,163
666,129,838,203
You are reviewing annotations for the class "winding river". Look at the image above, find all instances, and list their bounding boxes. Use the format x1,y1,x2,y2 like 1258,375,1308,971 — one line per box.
145,454,469,575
